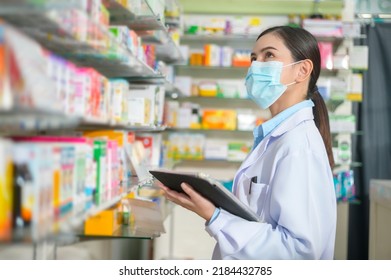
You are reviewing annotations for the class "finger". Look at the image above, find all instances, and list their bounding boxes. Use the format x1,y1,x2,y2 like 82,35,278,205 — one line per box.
180,182,202,200
156,181,169,191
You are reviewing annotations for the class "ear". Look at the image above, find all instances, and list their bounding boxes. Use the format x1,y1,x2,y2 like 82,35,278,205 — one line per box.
296,59,313,83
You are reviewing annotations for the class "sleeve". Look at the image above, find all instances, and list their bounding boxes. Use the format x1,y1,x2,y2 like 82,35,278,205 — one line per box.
205,151,336,260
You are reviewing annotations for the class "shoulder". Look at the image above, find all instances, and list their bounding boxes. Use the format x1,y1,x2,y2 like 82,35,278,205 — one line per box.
269,119,327,159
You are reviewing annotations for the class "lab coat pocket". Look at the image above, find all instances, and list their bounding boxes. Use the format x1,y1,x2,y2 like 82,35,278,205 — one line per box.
243,175,269,216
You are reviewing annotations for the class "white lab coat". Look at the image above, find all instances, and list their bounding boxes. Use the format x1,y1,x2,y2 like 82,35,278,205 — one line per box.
205,107,337,259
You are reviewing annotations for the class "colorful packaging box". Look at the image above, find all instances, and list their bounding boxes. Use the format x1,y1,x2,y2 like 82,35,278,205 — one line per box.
0,140,13,241
84,204,121,236
202,109,237,130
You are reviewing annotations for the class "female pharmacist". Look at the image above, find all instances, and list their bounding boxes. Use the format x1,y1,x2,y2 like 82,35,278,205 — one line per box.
159,26,336,259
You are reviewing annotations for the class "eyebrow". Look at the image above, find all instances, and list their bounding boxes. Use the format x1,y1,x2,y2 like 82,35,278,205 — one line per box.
251,46,278,57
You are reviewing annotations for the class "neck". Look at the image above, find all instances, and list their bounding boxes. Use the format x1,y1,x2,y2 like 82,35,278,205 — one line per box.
269,91,307,117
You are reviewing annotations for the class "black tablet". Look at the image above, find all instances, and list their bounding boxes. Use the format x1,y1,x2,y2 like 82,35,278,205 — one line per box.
150,170,260,222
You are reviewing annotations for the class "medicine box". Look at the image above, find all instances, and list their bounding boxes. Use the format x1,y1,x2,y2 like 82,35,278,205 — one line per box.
84,204,121,236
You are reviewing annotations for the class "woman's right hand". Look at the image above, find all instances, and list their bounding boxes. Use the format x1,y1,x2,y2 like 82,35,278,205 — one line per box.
157,182,216,222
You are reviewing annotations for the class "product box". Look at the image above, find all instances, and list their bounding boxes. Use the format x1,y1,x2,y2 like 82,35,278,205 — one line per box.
93,139,107,206
84,204,121,236
0,139,13,241
318,42,333,70
198,81,217,97
232,49,251,67
0,27,9,109
204,140,228,160
136,133,163,168
347,73,363,102
216,80,245,98
228,142,251,161
302,19,343,37
127,85,163,126
237,110,257,131
174,76,192,97
12,142,55,240
204,44,220,66
127,97,151,125
110,79,129,123
202,109,237,130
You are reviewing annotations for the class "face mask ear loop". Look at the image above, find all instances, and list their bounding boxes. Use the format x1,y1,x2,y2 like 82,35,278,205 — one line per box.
284,81,297,87
282,60,304,68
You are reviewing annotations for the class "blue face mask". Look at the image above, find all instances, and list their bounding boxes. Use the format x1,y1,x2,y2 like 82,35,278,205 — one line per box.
245,60,302,109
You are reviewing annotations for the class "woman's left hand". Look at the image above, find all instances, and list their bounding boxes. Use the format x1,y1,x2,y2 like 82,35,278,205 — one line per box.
157,182,216,222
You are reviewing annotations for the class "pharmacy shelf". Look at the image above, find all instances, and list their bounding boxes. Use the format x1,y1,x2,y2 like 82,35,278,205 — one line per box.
182,34,343,48
0,2,160,79
77,197,165,241
176,65,340,79
167,95,252,102
0,109,167,134
165,158,243,170
175,65,247,79
179,0,344,16
2,177,158,244
102,0,184,64
103,0,165,31
0,109,80,134
334,161,363,168
166,127,252,134
77,119,167,132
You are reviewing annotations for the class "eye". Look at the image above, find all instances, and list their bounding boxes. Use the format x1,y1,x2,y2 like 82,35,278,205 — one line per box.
265,51,275,59
250,55,257,62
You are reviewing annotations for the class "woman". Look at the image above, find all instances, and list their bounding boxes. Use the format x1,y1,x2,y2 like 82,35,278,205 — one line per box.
159,26,337,260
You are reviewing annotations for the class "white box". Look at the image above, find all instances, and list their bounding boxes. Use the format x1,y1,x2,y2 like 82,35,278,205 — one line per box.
204,140,228,160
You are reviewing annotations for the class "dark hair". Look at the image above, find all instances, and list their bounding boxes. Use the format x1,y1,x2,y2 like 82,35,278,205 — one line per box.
257,26,334,168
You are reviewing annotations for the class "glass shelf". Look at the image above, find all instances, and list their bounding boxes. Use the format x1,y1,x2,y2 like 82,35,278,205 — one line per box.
175,65,247,79
181,34,343,50
0,1,160,79
102,0,184,64
334,161,363,168
166,127,252,134
0,109,80,134
0,178,161,244
167,95,252,102
165,158,243,169
77,198,165,240
331,131,363,136
103,0,165,31
0,108,167,133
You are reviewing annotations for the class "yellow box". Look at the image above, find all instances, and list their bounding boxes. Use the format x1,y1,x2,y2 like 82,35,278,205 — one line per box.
202,109,237,130
84,204,121,236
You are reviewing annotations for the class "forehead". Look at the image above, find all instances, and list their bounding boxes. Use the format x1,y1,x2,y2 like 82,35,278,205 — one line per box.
252,32,290,53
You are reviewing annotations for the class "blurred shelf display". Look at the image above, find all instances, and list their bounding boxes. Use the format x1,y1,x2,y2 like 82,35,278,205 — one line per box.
0,110,167,134
77,198,165,240
175,65,247,78
179,0,344,16
103,0,166,31
102,0,184,63
182,34,343,46
0,1,162,79
166,127,252,134
1,177,158,244
167,95,252,102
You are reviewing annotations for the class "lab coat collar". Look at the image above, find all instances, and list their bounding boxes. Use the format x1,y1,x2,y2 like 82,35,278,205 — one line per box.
238,107,314,174
269,107,314,138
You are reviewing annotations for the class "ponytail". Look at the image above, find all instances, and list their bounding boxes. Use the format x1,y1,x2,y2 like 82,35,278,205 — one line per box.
310,87,335,169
